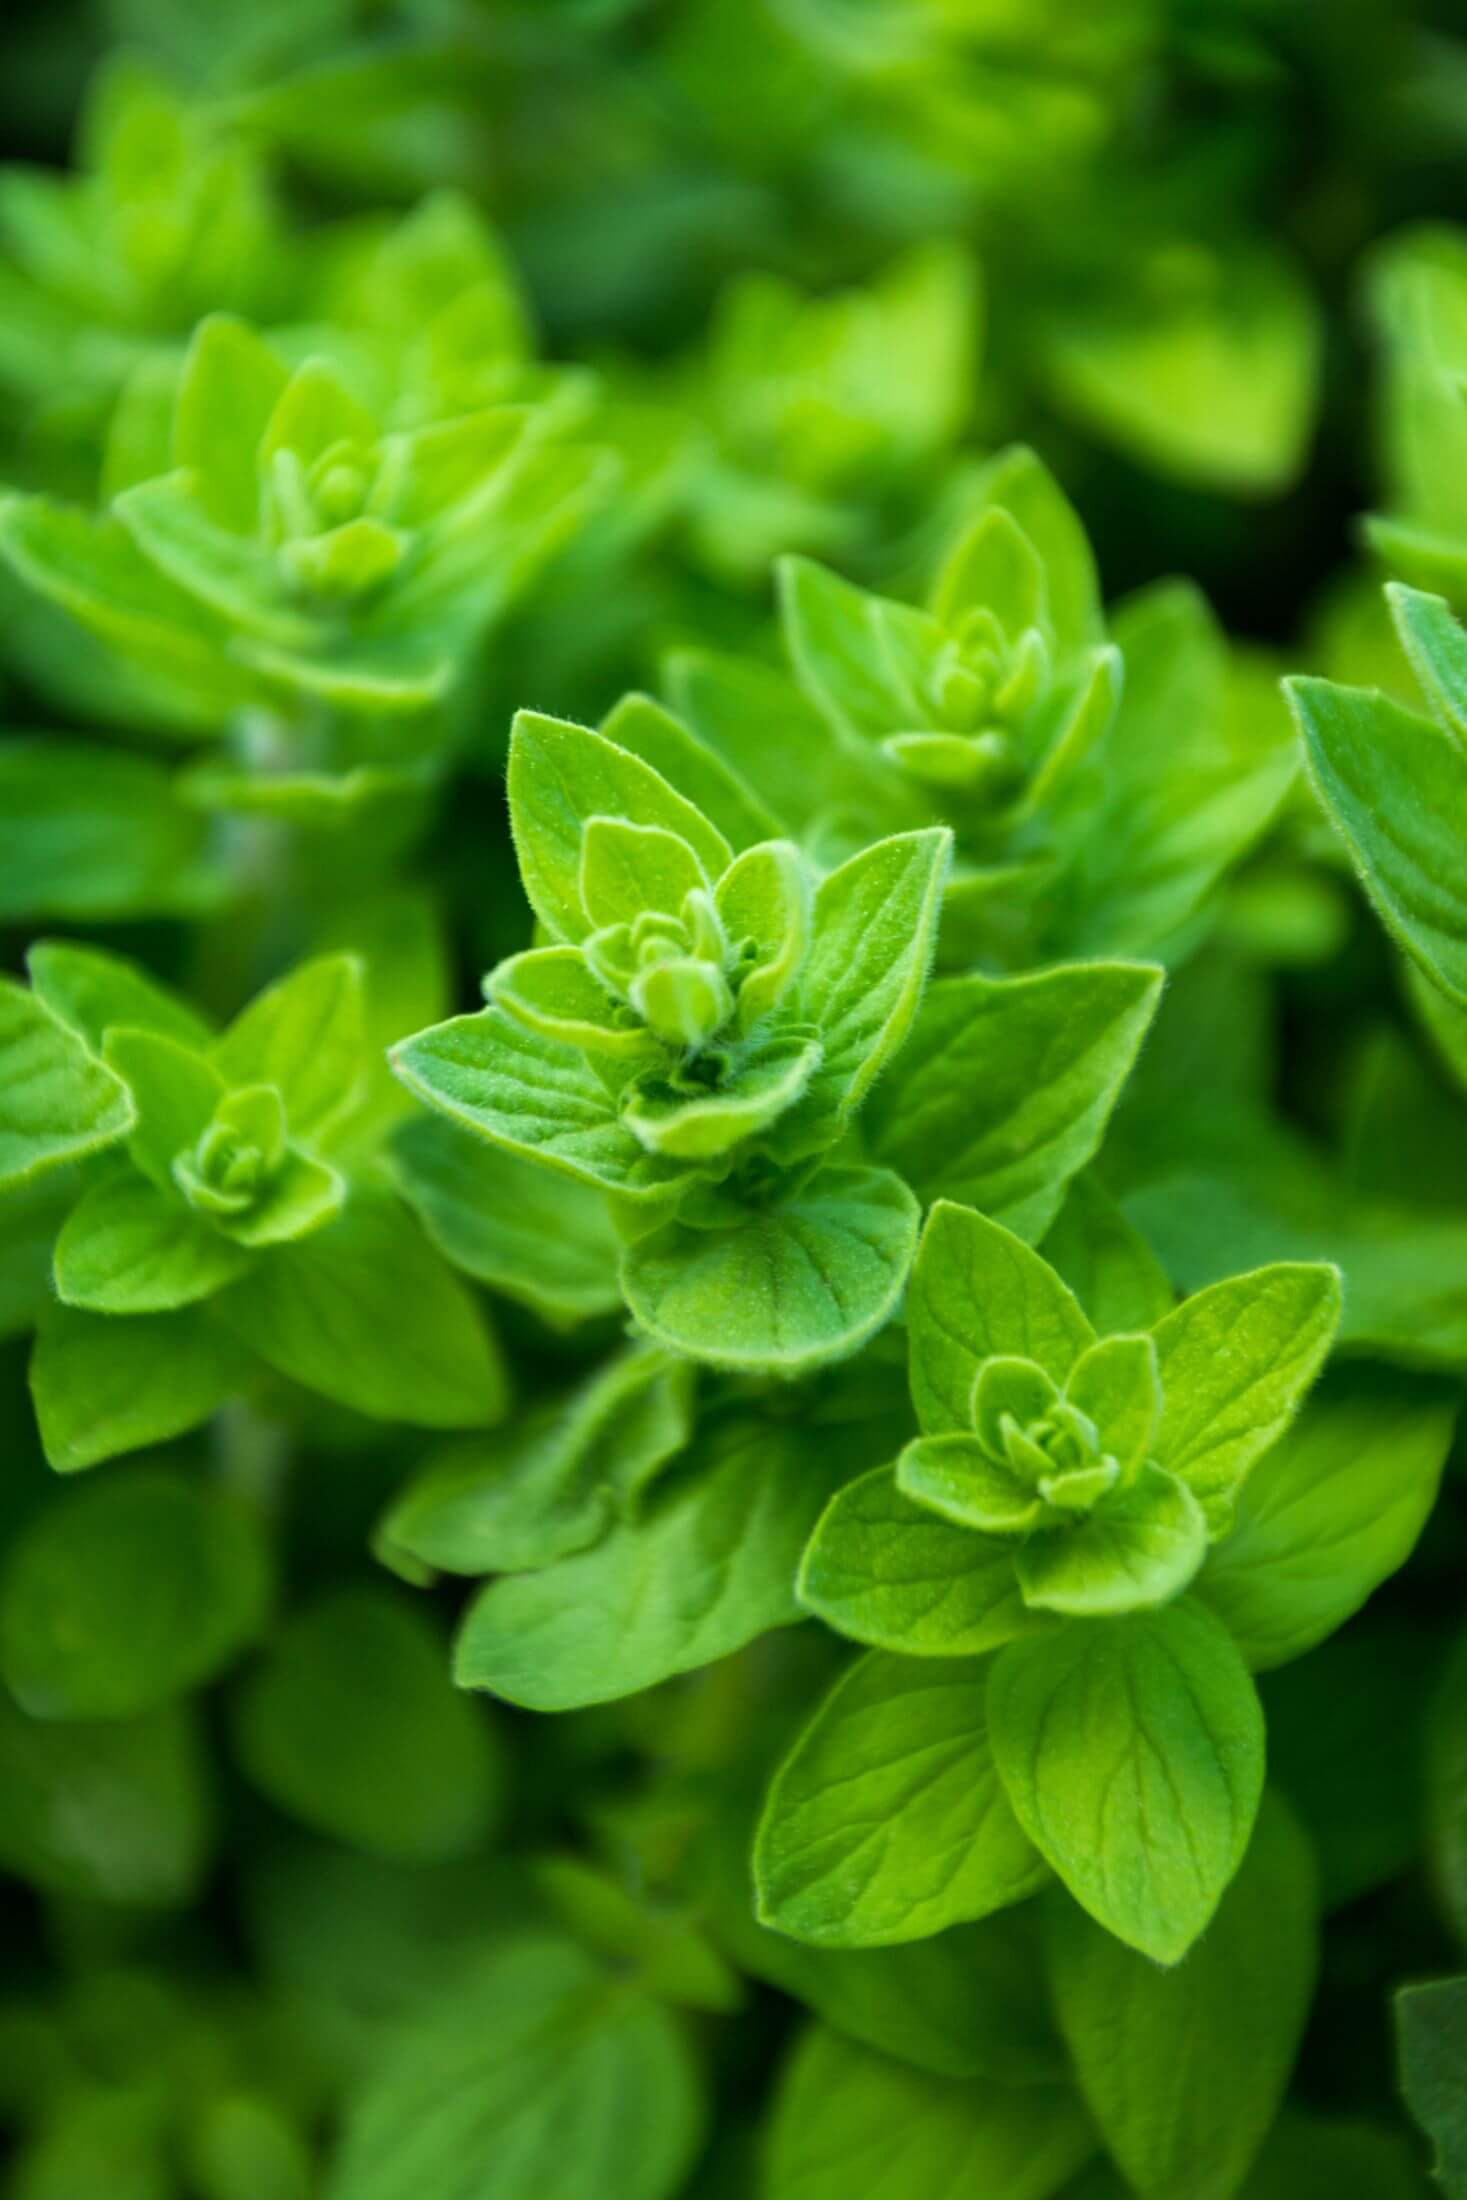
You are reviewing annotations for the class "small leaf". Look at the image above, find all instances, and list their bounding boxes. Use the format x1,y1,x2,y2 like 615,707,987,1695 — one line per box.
866,961,1162,1241
30,1300,247,1473
53,1168,250,1313
0,978,134,1189
507,710,731,944
798,1465,1046,1659
621,1164,918,1375
1389,581,1467,746
218,1193,506,1430
987,1598,1265,1961
1014,1465,1207,1617
579,816,708,928
621,1032,821,1160
1149,1261,1342,1530
755,1652,1047,1947
104,1025,222,1189
1196,1366,1456,1670
233,1585,502,1862
391,1006,692,1200
28,939,212,1054
1046,1792,1318,2200
1291,673,1467,1003
793,828,950,1128
1,1469,270,1720
211,954,368,1149
906,1202,1095,1437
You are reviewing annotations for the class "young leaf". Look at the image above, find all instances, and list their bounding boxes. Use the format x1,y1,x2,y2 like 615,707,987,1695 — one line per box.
1196,1366,1456,1670
0,1470,270,1720
620,1164,919,1375
987,1599,1266,1962
1014,1466,1207,1619
217,1193,507,1430
798,1465,1046,1659
211,953,368,1149
599,691,781,851
453,1412,855,1710
907,1201,1095,1436
233,1586,502,1862
1046,1793,1318,2200
754,1652,1047,1947
1389,581,1467,745
391,1006,692,1200
506,710,731,944
29,1300,248,1473
53,1168,250,1313
866,962,1163,1241
330,1936,703,2200
765,2025,1096,2200
0,978,134,1189
1290,674,1467,1002
793,828,950,1126
1149,1262,1342,1529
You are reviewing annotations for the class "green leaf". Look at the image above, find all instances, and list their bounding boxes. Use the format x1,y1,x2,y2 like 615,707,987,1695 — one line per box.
697,1798,1063,2083
779,554,909,741
987,1599,1266,1961
103,1025,223,1189
599,691,781,852
765,2025,1096,2200
0,978,134,1189
507,710,732,944
1196,1366,1456,1671
172,314,289,531
218,1193,507,1430
0,739,215,922
211,954,368,1149
29,1300,247,1473
28,939,212,1054
453,1412,855,1710
1389,581,1467,745
532,1853,743,2014
1042,1175,1174,1335
0,1469,270,1720
1046,1793,1318,2200
622,1032,821,1161
391,1007,691,1200
233,1585,502,1862
53,1167,251,1313
798,1464,1047,1658
621,1164,919,1375
488,943,639,1053
716,839,809,1027
755,1652,1046,1947
1015,1466,1208,1618
329,1936,703,2200
793,828,950,1128
1290,674,1467,1003
906,1201,1095,1436
579,816,709,928
0,1690,209,1907
866,962,1163,1241
391,1113,620,1327
944,444,1102,654
897,1430,1046,1536
380,1347,694,1576
1398,1978,1467,2199
1149,1262,1342,1531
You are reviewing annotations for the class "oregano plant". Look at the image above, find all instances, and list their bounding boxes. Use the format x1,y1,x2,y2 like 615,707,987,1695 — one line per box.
0,15,1464,2200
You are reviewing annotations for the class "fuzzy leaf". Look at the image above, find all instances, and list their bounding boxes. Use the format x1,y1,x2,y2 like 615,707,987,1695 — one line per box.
907,1202,1095,1436
0,979,134,1189
620,1164,918,1375
53,1167,250,1312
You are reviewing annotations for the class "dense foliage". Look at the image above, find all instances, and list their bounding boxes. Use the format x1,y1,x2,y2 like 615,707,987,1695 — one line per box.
4,2,1467,2194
